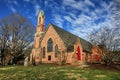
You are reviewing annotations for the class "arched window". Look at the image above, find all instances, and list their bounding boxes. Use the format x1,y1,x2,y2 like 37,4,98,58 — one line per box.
39,17,41,24
43,47,45,58
55,45,58,58
47,38,53,52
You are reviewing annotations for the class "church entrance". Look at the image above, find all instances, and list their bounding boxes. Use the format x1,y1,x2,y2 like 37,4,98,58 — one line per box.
77,46,81,60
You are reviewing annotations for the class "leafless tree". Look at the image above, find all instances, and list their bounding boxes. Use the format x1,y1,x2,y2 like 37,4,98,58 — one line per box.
0,14,35,65
0,21,9,66
58,50,67,65
89,26,120,66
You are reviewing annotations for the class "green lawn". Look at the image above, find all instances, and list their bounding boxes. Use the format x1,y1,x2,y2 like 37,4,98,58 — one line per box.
0,64,119,80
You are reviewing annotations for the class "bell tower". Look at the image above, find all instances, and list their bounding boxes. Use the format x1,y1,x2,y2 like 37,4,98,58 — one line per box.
30,10,45,64
37,10,45,32
34,10,45,48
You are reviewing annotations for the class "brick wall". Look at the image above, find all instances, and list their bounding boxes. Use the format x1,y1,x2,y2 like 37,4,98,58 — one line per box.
40,24,66,63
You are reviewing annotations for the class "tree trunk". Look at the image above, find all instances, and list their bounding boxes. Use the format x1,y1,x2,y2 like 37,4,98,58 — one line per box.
1,54,5,66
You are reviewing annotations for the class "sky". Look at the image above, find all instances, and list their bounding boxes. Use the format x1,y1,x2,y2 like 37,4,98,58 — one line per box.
0,0,116,40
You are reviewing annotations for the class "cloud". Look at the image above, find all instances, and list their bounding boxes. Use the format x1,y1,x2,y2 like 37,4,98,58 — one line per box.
63,0,95,12
63,0,84,10
10,5,16,12
44,0,49,7
60,0,115,40
75,14,91,25
64,16,72,22
6,0,18,12
67,12,77,20
85,0,95,7
13,0,18,5
34,4,41,16
52,14,63,28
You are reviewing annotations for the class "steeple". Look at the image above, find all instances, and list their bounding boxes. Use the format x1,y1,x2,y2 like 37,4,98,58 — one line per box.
34,10,45,48
37,10,45,32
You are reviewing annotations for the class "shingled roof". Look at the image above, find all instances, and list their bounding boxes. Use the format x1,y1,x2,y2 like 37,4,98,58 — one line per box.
51,23,92,53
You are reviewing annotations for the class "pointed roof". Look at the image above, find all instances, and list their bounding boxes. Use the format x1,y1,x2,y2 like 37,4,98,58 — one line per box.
38,10,45,18
51,23,92,53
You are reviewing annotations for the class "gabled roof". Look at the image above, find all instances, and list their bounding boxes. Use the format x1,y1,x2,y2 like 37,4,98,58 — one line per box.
51,23,92,53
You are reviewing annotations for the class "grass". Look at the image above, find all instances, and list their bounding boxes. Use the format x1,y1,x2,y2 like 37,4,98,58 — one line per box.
0,64,120,80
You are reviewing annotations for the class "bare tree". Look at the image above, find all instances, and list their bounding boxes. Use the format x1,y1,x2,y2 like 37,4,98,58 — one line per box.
89,27,120,66
0,21,9,66
0,14,35,65
58,50,67,65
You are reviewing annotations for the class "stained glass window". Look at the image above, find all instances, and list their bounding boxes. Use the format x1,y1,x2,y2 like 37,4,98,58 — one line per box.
47,38,53,52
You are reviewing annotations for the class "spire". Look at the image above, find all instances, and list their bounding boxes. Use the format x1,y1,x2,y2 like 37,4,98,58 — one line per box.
38,10,45,25
38,10,44,18
37,10,45,32
34,10,45,48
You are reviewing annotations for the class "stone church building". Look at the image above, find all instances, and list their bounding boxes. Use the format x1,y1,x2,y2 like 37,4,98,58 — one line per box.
30,10,101,65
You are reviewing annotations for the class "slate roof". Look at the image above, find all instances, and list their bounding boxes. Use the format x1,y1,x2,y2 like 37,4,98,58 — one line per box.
51,23,92,53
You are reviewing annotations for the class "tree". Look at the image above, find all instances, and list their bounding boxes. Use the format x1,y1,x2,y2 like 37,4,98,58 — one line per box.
58,50,67,65
89,27,120,66
0,22,9,66
0,14,35,65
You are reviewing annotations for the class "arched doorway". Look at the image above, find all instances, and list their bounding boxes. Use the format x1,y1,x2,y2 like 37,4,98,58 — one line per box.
77,46,81,60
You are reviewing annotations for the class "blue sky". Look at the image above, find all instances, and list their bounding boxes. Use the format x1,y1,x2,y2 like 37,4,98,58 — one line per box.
0,0,115,40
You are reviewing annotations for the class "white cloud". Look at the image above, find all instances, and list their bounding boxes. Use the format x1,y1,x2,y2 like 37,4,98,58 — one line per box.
63,0,76,5
6,0,17,12
61,14,94,39
69,18,113,40
34,4,41,16
13,0,18,5
63,0,84,10
68,13,77,20
10,5,16,12
85,0,95,7
60,7,114,40
75,14,91,25
44,0,49,7
64,16,72,22
63,0,95,13
52,14,63,28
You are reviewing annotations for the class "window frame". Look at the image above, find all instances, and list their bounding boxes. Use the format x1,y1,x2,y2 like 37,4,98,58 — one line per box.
55,44,58,58
47,38,53,52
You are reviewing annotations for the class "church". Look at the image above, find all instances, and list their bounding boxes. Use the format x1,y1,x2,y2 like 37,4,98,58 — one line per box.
30,10,101,65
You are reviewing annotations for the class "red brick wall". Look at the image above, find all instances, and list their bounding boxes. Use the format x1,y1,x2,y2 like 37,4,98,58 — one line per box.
92,44,102,63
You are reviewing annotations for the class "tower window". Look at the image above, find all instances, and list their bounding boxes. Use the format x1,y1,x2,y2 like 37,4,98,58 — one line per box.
39,17,41,24
47,38,53,52
55,45,58,58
